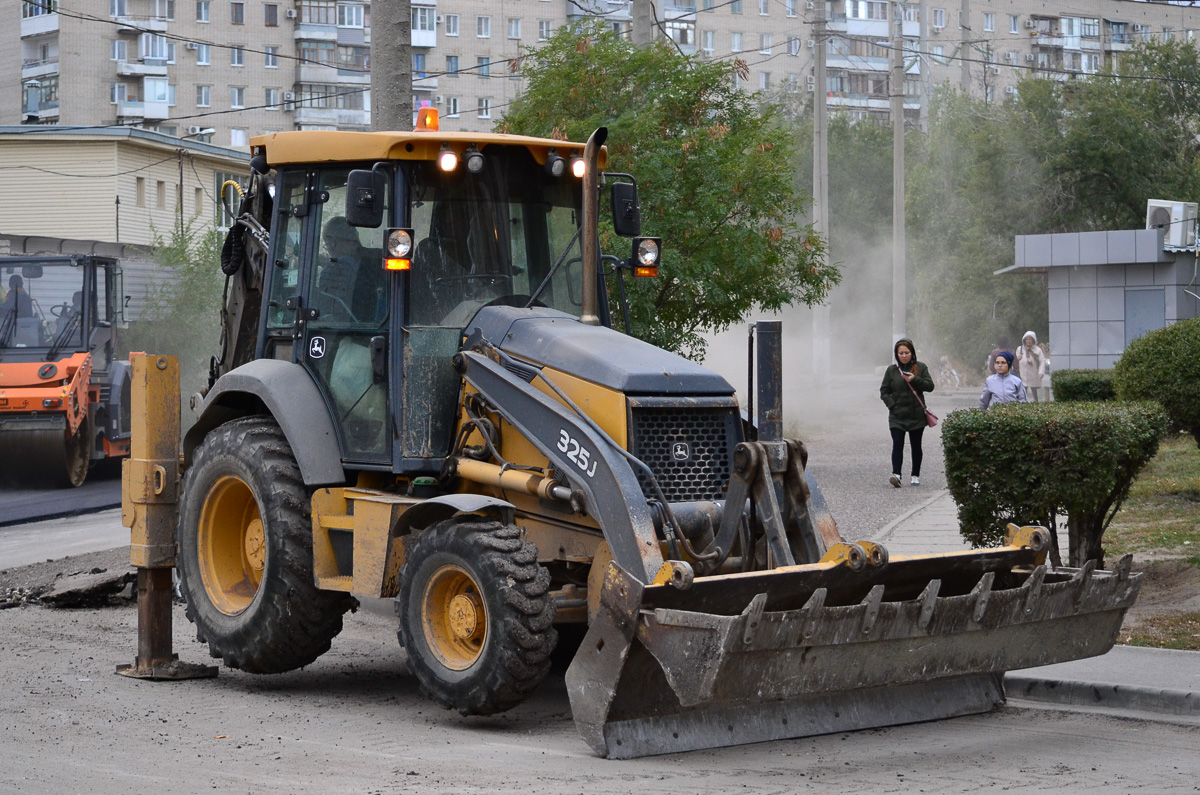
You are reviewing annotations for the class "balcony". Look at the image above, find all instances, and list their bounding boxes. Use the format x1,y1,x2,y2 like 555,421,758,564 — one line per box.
294,106,340,126
294,23,338,42
114,16,169,33
412,27,436,48
116,59,168,77
21,57,58,79
1103,35,1129,52
413,74,438,93
20,13,58,38
116,100,144,119
1032,34,1064,48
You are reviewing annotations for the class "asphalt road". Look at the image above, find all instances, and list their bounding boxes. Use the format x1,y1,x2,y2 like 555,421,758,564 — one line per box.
0,467,121,527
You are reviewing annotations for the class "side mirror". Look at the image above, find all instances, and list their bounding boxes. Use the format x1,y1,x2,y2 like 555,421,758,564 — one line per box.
21,264,43,279
346,169,386,228
610,182,642,238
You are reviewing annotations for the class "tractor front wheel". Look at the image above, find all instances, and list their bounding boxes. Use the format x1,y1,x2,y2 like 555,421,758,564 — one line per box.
177,416,355,673
397,518,556,715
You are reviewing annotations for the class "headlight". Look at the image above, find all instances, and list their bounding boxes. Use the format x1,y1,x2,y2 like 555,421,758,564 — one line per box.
632,237,662,277
438,145,458,172
465,147,485,174
570,156,586,179
387,228,414,258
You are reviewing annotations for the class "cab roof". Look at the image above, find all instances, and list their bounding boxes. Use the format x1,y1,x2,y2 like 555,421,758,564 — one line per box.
250,129,607,170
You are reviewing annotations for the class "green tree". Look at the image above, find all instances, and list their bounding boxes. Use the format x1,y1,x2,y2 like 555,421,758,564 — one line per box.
499,23,836,359
120,220,225,423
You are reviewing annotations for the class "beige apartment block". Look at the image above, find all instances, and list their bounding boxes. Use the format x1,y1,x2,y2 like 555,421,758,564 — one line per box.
8,0,1200,145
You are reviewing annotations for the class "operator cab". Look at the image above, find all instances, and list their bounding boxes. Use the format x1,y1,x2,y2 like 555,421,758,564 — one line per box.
0,256,121,369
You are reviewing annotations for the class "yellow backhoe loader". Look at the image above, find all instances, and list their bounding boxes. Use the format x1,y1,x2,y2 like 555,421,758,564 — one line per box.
122,111,1139,758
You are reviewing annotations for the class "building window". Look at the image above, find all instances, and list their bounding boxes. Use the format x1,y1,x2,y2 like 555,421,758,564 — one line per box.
231,0,243,23
22,0,58,18
412,52,426,78
508,17,521,39
730,32,742,52
1009,14,1018,34
145,76,169,102
447,96,459,116
477,97,491,118
759,72,770,89
295,82,364,109
785,0,795,17
196,0,208,20
197,43,210,64
1164,27,1174,41
196,84,210,106
265,87,280,108
477,15,490,38
446,54,458,76
153,0,174,19
538,19,551,40
264,3,277,25
265,45,278,67
759,33,771,54
665,20,694,46
787,36,799,56
195,187,203,216
231,46,244,65
141,33,170,59
702,30,714,55
1082,18,1100,38
337,3,363,27
478,56,490,77
111,39,127,61
300,40,335,65
231,86,245,107
231,129,248,147
338,44,368,69
412,5,434,32
156,181,166,209
702,0,713,9
300,0,335,24
730,0,742,14
932,44,945,63
110,0,126,17
758,0,768,14
136,176,145,206
983,12,994,32
445,13,459,36
932,8,945,29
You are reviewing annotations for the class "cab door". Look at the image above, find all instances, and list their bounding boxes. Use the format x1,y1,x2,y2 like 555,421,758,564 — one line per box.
262,167,393,465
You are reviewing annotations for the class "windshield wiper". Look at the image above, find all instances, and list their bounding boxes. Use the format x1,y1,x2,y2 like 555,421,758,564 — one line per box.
0,307,15,353
525,226,583,309
46,310,81,361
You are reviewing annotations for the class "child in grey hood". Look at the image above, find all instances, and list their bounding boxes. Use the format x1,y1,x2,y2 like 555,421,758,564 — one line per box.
979,350,1027,409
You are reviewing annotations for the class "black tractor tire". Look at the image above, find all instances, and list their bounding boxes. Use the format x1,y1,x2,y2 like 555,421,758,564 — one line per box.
397,518,557,715
177,416,355,673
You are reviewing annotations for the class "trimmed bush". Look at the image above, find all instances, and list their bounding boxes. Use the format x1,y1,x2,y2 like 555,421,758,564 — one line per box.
1114,317,1200,445
1053,368,1116,402
942,401,1166,567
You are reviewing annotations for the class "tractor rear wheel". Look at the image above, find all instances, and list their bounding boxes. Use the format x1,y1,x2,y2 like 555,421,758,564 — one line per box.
398,518,556,715
177,416,355,673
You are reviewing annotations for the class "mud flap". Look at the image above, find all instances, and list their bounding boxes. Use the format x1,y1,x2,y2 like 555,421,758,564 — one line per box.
565,549,1141,759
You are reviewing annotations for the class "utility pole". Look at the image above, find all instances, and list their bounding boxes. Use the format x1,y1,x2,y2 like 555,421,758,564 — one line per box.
918,0,928,132
891,3,906,342
632,0,654,45
959,0,970,90
371,0,412,130
811,0,830,382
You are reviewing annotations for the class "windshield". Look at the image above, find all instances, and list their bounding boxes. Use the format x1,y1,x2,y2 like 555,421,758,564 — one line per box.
0,261,88,351
405,145,585,327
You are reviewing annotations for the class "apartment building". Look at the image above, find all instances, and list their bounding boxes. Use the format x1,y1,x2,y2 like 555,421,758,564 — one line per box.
6,0,1200,147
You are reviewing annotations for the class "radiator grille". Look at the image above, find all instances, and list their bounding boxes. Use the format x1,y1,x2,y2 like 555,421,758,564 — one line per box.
629,405,737,503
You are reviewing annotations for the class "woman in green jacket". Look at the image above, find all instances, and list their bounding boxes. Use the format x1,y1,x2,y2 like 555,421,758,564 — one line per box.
879,338,935,488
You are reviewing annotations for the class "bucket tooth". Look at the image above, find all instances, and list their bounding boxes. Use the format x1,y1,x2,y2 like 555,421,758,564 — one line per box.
860,584,885,635
971,571,995,623
917,579,941,629
1023,564,1046,616
800,586,827,641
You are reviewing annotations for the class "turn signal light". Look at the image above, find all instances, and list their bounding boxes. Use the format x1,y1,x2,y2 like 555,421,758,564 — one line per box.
386,258,411,271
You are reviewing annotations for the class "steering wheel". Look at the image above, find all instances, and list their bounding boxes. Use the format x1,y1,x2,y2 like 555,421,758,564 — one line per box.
50,303,70,318
317,291,359,324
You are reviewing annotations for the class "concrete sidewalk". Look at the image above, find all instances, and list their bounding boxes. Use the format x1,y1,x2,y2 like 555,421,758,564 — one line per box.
874,488,1200,725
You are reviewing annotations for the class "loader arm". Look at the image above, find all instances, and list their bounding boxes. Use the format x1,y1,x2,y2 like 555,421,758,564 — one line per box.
455,348,664,583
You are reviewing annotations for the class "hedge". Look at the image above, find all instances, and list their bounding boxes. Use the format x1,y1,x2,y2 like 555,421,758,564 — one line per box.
942,401,1166,567
1113,317,1200,445
1052,368,1115,402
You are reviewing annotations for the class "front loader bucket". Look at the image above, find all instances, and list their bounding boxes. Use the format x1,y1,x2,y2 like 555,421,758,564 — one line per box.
565,536,1140,759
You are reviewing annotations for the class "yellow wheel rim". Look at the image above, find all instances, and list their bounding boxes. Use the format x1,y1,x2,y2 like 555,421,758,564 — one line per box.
421,565,487,671
198,474,265,615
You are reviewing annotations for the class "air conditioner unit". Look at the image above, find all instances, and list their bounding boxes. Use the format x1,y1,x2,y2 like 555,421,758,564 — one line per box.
806,83,814,92
988,66,1000,74
1024,19,1035,29
185,42,198,50
805,74,815,85
1146,199,1199,248
932,25,944,33
1025,53,1035,61
187,125,204,135
1005,85,1017,95
805,1,814,9
806,39,814,48
1004,51,1015,62
285,8,297,18
283,91,295,101
435,95,443,103
436,14,442,23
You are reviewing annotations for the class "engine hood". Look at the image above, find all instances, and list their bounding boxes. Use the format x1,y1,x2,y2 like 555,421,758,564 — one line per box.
467,306,735,396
